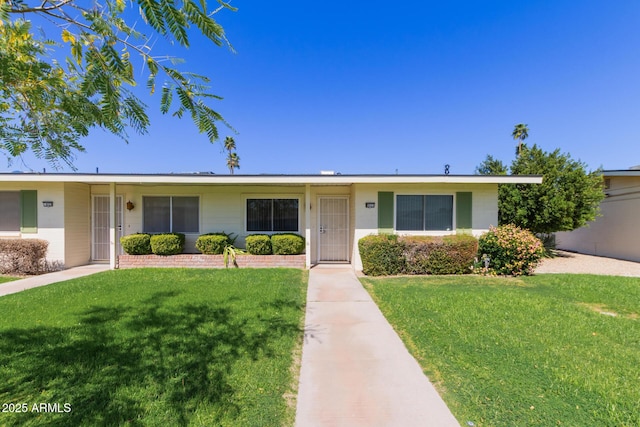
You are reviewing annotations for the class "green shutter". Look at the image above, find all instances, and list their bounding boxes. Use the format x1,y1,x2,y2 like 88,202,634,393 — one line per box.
20,190,38,233
378,191,394,233
456,192,472,233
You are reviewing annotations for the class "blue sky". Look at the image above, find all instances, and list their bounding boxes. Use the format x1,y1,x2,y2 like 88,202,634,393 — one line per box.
6,1,640,174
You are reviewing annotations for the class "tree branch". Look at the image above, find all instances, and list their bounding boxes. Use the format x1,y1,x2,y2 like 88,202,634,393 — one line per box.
8,0,74,14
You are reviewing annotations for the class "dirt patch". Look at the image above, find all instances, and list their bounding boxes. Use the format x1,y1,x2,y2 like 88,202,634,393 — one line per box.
578,302,639,320
535,251,640,277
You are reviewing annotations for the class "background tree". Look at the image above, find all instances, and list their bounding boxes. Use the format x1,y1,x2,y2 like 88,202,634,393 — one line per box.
477,145,604,235
226,152,240,174
512,123,529,155
223,136,236,153
0,0,235,168
474,155,508,175
223,136,239,174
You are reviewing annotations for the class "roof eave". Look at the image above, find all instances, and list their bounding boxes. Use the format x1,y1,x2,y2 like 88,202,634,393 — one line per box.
0,173,543,185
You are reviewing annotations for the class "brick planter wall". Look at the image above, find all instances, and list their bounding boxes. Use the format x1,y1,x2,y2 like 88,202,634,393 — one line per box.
118,254,307,269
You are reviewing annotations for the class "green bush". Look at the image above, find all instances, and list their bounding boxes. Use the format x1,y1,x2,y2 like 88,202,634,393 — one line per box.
150,233,185,256
477,224,544,276
402,234,478,275
195,233,231,255
245,234,273,255
271,233,305,255
359,234,479,276
120,233,152,255
358,234,405,276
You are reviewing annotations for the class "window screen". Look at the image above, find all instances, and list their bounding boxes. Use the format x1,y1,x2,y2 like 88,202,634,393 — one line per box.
425,195,453,231
0,191,20,232
172,197,199,233
143,196,198,233
396,195,423,231
247,198,298,232
396,195,453,231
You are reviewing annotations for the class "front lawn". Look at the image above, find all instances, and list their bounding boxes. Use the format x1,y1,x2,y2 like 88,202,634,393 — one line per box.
0,275,19,285
362,274,640,426
0,268,307,426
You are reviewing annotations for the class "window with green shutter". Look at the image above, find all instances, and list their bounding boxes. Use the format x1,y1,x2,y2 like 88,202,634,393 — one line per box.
456,192,472,232
377,192,394,233
20,190,38,233
396,195,453,231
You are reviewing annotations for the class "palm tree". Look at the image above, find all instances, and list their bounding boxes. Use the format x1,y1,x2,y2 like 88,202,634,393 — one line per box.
226,152,240,174
512,123,529,155
223,136,236,152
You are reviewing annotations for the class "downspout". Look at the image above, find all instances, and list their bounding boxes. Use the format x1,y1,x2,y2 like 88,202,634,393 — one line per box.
109,182,117,269
305,184,311,269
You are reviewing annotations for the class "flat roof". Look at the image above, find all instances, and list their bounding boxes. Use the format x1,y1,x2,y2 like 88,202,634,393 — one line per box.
0,173,543,185
603,169,640,177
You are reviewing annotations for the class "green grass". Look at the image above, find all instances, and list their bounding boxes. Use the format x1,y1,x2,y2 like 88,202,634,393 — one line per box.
0,275,19,285
361,274,640,427
0,268,307,426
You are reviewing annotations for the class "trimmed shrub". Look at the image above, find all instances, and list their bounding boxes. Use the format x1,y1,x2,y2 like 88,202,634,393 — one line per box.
359,234,479,276
358,234,405,276
271,233,305,255
150,233,185,255
196,233,231,255
120,233,152,255
402,234,478,275
245,234,273,255
0,239,48,275
478,224,544,276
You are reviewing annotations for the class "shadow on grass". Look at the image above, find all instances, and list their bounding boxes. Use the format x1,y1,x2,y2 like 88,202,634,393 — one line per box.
0,290,301,426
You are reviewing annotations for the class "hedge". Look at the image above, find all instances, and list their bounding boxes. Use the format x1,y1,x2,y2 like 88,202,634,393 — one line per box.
0,239,48,275
358,234,405,276
120,233,152,255
150,233,185,255
271,233,305,255
358,234,478,276
195,233,231,255
245,234,273,255
403,235,478,275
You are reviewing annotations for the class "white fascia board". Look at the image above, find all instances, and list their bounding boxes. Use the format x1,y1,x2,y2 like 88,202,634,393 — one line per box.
0,173,542,185
603,170,640,177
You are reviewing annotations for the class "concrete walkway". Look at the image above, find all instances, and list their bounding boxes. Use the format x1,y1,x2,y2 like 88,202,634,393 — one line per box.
0,264,110,297
295,266,460,427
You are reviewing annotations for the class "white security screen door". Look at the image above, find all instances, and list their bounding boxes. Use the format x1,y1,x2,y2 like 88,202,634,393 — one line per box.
92,195,123,261
318,197,349,262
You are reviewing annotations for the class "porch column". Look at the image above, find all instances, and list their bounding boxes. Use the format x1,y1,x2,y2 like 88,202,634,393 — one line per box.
305,184,311,269
109,182,117,269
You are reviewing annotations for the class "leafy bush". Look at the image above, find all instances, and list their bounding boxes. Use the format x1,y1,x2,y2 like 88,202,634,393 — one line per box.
0,239,48,274
245,234,273,255
195,233,231,255
358,234,405,276
271,233,305,255
402,235,478,275
120,233,152,255
477,224,544,276
150,233,185,256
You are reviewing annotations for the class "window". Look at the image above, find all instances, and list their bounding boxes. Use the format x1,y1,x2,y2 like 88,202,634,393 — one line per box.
247,198,299,232
0,191,20,232
143,196,199,233
396,195,453,231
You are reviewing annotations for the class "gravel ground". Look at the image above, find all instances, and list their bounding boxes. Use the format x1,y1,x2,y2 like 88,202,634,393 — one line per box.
535,250,640,277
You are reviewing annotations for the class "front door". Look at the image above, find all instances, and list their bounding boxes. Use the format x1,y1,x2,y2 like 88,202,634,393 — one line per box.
92,195,124,261
318,197,349,262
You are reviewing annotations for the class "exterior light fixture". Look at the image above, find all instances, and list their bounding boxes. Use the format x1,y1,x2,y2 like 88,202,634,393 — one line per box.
126,200,135,211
